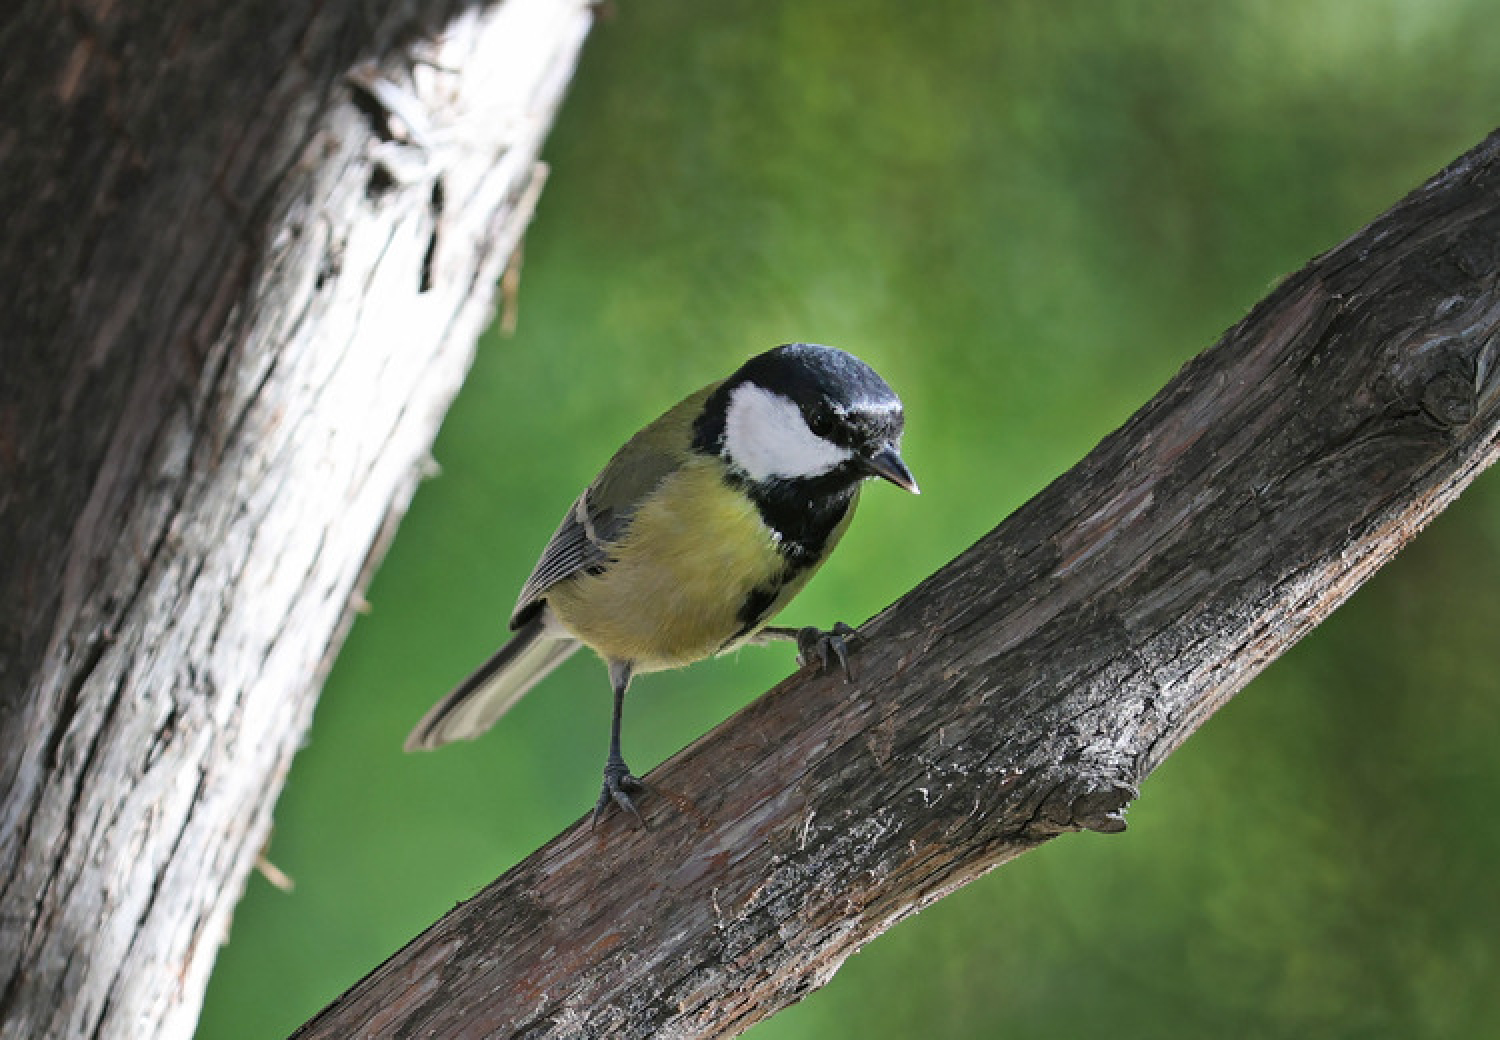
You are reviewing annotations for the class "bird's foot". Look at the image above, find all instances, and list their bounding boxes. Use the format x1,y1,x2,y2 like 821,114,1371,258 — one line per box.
794,622,859,681
593,756,647,829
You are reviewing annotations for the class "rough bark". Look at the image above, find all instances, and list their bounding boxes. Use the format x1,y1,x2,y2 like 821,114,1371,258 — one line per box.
0,2,592,1038
292,129,1500,1039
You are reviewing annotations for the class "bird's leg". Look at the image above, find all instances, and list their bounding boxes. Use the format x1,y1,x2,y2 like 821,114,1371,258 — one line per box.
594,660,646,829
757,622,859,681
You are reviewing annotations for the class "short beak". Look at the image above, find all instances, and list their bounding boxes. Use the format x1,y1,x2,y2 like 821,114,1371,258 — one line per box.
864,444,920,494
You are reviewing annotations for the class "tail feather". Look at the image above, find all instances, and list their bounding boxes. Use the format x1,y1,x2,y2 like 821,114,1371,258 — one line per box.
404,613,581,751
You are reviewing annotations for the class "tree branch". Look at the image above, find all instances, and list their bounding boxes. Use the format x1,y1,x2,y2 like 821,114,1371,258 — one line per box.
0,2,592,1038
292,127,1500,1039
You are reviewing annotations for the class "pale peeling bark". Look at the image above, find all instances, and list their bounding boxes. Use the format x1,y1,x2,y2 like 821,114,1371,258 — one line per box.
292,129,1500,1039
0,2,593,1038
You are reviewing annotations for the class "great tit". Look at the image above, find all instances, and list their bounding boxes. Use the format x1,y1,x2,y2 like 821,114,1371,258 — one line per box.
404,342,919,824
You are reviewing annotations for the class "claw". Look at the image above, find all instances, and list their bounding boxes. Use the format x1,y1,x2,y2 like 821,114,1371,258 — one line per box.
593,757,647,829
794,622,859,682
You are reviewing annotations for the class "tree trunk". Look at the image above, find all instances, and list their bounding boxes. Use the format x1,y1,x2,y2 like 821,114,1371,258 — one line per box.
291,128,1500,1039
0,2,592,1038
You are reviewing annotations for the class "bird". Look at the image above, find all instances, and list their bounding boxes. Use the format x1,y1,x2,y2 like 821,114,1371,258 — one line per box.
404,343,919,825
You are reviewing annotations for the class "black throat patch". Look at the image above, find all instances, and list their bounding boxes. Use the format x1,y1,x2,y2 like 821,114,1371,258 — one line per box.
728,466,860,568
725,472,859,638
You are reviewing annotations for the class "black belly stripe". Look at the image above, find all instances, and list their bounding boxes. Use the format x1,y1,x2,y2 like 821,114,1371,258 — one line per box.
729,579,787,643
720,473,860,647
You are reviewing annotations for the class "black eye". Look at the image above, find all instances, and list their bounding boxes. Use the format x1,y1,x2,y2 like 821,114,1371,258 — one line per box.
806,403,837,439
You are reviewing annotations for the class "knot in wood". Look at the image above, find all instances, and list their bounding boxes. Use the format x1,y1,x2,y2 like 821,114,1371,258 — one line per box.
1420,369,1476,429
1026,770,1138,837
1069,778,1137,834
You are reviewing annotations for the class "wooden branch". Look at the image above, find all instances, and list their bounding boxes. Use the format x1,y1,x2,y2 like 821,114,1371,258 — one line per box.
292,128,1500,1039
0,2,592,1038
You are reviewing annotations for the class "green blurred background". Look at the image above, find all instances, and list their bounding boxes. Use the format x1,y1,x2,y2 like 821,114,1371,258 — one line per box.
198,2,1500,1037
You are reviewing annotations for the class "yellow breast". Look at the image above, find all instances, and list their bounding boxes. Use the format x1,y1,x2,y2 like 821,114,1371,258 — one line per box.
546,458,788,671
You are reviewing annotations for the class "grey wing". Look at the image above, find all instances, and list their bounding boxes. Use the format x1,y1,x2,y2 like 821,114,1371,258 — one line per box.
509,386,706,627
509,491,625,626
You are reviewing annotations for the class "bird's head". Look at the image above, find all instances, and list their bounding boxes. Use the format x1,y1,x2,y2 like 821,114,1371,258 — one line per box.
696,343,919,495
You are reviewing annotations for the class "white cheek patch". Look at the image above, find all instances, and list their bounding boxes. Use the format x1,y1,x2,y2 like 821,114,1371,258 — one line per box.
724,383,852,481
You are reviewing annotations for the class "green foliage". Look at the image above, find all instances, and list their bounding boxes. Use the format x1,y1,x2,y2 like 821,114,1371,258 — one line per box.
198,2,1500,1037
